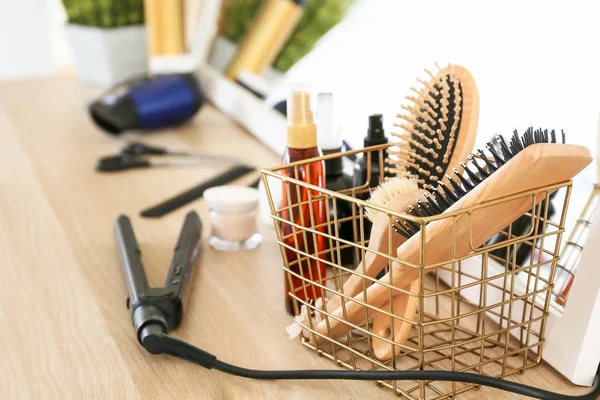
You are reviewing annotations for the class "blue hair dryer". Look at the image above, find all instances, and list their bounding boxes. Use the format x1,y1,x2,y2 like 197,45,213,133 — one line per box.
89,74,205,135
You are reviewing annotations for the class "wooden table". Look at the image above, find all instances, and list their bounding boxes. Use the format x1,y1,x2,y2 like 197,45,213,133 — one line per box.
0,78,589,399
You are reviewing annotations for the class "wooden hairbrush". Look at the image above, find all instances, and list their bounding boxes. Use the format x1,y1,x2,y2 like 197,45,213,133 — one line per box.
372,64,480,354
386,64,479,187
323,179,423,315
325,64,479,319
313,130,592,348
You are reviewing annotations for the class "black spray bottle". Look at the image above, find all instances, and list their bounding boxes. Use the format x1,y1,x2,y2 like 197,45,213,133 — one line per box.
352,114,388,200
352,114,388,241
318,93,354,266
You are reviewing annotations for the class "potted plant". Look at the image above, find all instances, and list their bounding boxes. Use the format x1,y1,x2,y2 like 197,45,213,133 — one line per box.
62,0,147,86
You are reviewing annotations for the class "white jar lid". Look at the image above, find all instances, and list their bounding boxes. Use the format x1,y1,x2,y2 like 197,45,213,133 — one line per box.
204,185,260,213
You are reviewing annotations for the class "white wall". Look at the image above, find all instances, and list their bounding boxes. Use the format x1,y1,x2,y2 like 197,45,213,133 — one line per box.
0,0,70,79
0,0,53,78
271,0,600,223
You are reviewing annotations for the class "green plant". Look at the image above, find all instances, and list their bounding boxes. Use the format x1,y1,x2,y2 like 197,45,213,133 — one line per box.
62,0,144,28
274,0,354,72
222,0,353,72
222,0,264,43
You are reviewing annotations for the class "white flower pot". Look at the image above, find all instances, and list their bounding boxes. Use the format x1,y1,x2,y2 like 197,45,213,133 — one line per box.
66,24,147,86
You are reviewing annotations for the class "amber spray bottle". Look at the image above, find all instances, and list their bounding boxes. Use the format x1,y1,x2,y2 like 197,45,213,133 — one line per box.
281,87,327,315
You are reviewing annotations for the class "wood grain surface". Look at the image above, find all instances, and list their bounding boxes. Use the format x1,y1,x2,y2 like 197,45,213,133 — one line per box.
0,77,590,399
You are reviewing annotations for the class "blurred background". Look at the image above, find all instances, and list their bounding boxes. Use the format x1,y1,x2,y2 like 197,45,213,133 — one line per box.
3,0,598,229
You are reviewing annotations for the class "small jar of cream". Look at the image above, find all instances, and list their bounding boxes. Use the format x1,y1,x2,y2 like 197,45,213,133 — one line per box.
204,185,262,251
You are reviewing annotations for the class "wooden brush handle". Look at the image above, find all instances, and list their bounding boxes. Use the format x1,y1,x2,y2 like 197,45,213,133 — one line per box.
312,143,592,340
324,191,423,315
371,279,421,360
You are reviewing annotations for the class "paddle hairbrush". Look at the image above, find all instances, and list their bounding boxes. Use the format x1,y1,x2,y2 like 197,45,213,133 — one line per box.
325,64,479,317
371,64,479,353
323,178,423,315
386,64,479,187
313,130,591,353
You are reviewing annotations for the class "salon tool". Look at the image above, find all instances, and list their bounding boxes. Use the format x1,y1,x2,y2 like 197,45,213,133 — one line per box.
371,131,585,358
116,211,201,341
313,129,592,351
96,154,233,172
370,64,479,357
115,213,600,400
322,178,421,314
141,164,255,218
89,74,204,135
385,64,479,188
119,142,240,163
486,133,558,266
96,141,241,172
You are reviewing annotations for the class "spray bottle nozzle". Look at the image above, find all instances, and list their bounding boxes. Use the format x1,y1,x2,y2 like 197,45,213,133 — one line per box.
368,114,384,138
364,114,387,147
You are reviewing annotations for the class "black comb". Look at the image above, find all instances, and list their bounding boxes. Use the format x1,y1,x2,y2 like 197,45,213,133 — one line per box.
393,128,565,239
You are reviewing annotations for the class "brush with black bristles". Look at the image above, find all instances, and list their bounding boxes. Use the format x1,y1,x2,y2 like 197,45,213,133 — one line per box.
311,129,592,353
386,64,479,188
394,127,566,239
371,128,567,359
486,128,563,267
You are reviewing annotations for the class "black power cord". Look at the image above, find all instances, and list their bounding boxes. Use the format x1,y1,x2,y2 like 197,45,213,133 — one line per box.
140,324,600,400
117,215,599,400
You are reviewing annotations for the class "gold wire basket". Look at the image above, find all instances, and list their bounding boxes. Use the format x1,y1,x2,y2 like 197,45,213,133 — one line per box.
261,144,572,399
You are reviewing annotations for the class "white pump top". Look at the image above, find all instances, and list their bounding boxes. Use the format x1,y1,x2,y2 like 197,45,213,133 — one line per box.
317,92,341,150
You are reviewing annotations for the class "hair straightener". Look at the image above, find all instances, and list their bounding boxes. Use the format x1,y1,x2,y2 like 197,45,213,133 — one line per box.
116,212,600,400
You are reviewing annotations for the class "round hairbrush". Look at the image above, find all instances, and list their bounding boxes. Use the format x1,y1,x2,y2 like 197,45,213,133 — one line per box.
386,64,479,188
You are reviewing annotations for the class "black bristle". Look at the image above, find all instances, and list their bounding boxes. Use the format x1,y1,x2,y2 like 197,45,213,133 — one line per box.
438,181,459,203
477,149,498,172
461,161,482,185
403,221,416,235
393,128,567,239
415,199,427,212
431,185,451,208
453,168,474,191
409,205,423,218
424,193,443,214
418,205,431,217
404,218,420,232
417,199,433,216
521,132,528,149
486,143,506,167
446,174,467,196
510,130,524,154
425,202,436,216
526,128,534,146
468,155,489,178
497,135,513,160
393,223,411,239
